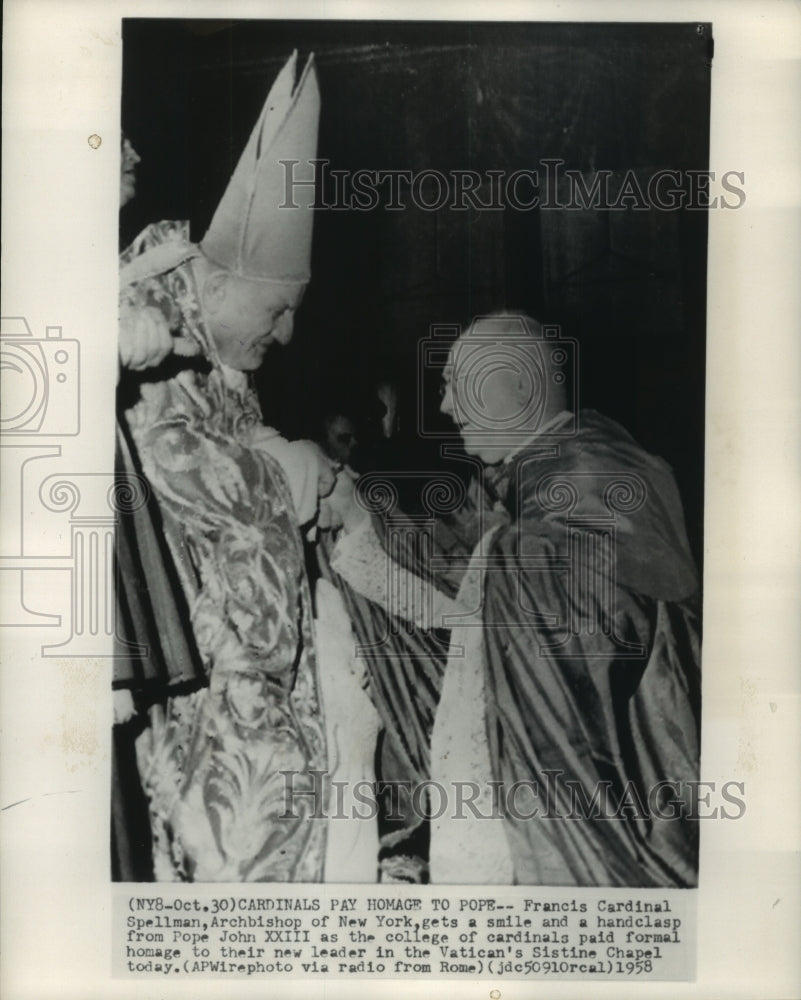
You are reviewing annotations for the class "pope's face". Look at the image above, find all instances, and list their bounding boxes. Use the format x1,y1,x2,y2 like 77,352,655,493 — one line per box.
207,277,305,371
439,337,531,464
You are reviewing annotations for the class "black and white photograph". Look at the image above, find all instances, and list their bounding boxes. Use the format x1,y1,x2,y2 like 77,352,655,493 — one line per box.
114,18,712,887
1,2,799,997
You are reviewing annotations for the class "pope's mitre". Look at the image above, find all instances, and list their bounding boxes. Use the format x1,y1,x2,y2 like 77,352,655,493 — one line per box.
200,50,320,284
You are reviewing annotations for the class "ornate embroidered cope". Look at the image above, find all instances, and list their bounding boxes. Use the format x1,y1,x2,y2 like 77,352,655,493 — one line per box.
120,222,327,881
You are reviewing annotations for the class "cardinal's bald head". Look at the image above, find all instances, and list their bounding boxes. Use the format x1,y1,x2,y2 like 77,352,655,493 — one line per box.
440,313,570,464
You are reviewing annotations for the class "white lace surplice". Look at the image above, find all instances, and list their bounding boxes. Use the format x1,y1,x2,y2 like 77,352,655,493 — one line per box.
332,519,513,884
314,577,382,882
429,526,514,884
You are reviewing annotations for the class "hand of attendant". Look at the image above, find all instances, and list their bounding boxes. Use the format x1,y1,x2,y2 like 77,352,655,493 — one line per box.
118,301,200,374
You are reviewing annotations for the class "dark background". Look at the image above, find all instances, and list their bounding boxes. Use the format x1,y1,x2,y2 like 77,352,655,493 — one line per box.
121,19,711,563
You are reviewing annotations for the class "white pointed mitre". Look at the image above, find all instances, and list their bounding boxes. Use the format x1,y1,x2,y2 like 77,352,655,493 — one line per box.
200,50,320,283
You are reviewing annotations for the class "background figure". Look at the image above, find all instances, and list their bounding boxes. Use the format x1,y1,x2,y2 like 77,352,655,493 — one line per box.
119,133,141,208
310,373,394,473
376,380,399,441
319,411,359,468
348,376,402,475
